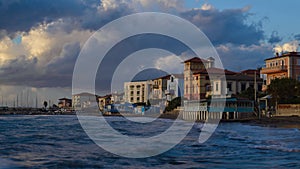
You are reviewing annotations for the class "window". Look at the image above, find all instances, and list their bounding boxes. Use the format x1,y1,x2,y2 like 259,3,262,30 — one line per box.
130,85,134,90
227,82,232,92
298,75,300,81
206,76,209,80
215,82,219,92
241,83,246,91
297,59,300,65
171,76,174,82
137,91,140,95
185,85,188,94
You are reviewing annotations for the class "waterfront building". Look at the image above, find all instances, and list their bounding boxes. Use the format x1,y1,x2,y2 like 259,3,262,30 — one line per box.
58,98,72,109
183,57,263,100
192,68,236,99
98,94,112,111
182,97,255,121
260,52,300,90
183,57,215,100
72,92,96,109
166,74,184,101
225,73,263,96
124,81,153,104
152,75,169,100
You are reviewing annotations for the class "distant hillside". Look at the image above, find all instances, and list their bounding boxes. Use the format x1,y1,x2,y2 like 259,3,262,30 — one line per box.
131,68,168,82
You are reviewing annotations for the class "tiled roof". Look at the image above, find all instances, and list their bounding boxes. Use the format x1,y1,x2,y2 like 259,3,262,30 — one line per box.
226,73,263,81
193,68,237,75
265,52,300,61
241,69,260,75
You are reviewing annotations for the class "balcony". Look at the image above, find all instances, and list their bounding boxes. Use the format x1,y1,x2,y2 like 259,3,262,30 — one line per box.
260,65,287,74
153,85,159,89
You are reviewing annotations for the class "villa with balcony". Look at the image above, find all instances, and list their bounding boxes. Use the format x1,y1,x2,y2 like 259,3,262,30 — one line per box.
260,52,300,91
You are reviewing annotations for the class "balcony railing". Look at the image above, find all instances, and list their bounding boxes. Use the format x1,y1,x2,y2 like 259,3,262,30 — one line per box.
260,65,287,74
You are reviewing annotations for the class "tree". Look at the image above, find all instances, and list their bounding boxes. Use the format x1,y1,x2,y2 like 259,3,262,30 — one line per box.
237,87,265,101
267,78,300,104
164,97,181,112
238,87,255,100
43,101,48,109
146,100,151,107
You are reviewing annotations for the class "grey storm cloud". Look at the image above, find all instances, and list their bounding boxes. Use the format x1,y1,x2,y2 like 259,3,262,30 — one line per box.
0,0,133,35
0,42,80,88
0,55,37,75
43,42,81,87
268,31,282,44
216,44,273,71
180,7,265,46
0,55,39,85
294,34,300,41
0,0,94,33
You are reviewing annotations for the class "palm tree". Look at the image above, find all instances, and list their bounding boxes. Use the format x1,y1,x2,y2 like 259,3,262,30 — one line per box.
43,101,48,109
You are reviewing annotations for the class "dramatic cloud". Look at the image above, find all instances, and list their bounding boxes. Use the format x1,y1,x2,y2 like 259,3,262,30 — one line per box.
180,4,264,45
0,0,290,96
0,0,92,33
216,43,273,71
0,20,92,87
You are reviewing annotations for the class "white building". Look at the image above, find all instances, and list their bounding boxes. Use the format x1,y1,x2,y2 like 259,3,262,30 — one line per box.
124,81,153,104
166,74,184,101
205,71,263,98
72,92,97,109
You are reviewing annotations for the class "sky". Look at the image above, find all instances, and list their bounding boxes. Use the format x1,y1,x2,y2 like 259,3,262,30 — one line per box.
0,0,300,107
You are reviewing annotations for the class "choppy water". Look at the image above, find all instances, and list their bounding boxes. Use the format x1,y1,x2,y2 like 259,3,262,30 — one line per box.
0,115,299,168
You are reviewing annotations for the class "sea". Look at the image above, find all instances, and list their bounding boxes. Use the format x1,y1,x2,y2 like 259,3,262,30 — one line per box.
0,115,299,169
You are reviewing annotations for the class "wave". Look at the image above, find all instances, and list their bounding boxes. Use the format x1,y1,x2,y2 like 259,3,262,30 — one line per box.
253,145,300,152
